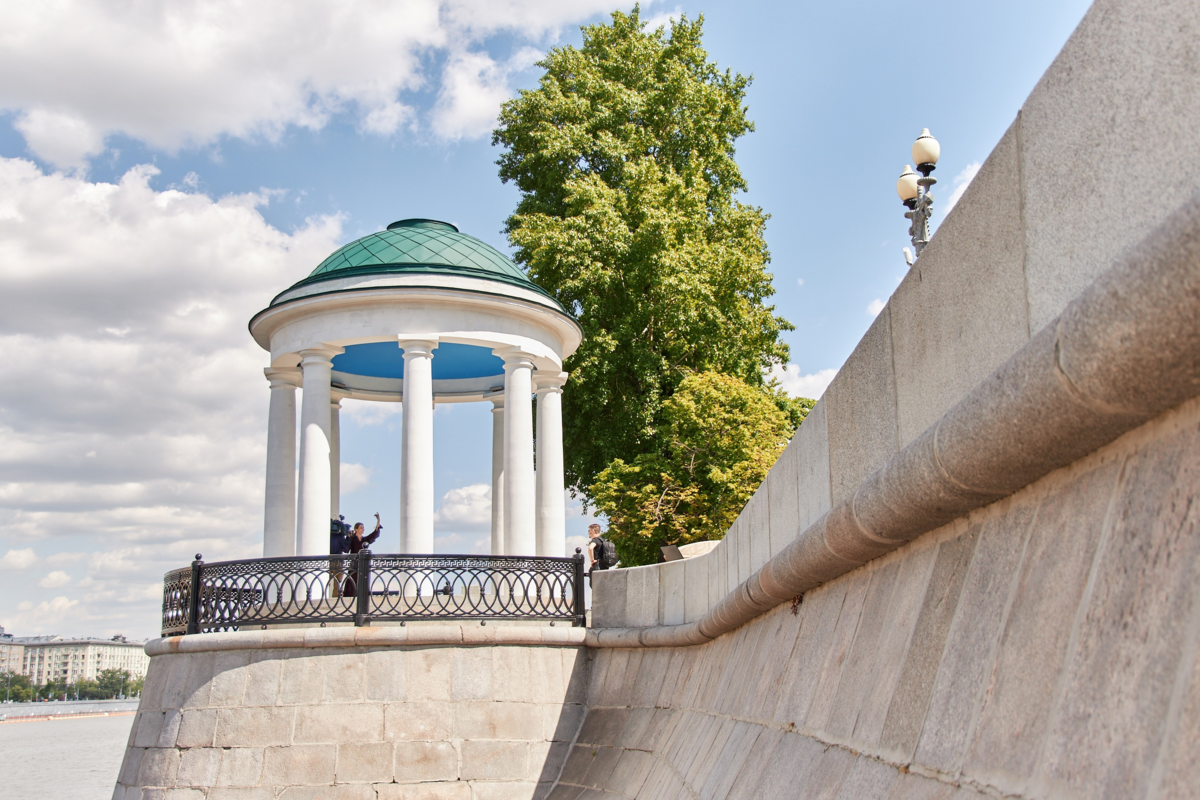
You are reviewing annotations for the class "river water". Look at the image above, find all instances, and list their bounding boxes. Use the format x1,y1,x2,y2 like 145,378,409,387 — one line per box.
0,713,133,799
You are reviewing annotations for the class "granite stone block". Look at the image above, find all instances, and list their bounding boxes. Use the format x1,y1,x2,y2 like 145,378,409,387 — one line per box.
176,747,221,788
394,740,458,783
214,706,296,748
607,750,654,797
208,651,251,707
805,569,871,731
684,556,708,623
456,701,542,741
851,542,937,747
1041,423,1200,798
881,527,979,760
294,702,384,744
320,652,366,703
1018,0,1200,333
241,655,282,707
965,459,1121,781
451,646,493,701
384,701,453,741
766,437,800,558
491,646,533,703
364,648,407,702
376,783,472,800
825,560,901,738
659,560,686,626
335,741,393,783
176,708,218,749
459,740,529,781
216,748,263,788
748,488,771,574
831,756,897,799
735,512,751,585
915,508,1036,773
889,124,1030,448
137,747,181,788
591,568,627,629
624,564,660,628
770,583,839,726
824,311,899,506
794,399,832,542
278,653,325,706
406,647,453,702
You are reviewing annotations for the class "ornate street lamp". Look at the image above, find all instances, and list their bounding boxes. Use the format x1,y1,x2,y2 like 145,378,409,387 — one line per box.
897,128,940,265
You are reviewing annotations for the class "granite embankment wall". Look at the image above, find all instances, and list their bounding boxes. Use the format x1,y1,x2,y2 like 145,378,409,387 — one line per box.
564,0,1200,797
113,626,589,799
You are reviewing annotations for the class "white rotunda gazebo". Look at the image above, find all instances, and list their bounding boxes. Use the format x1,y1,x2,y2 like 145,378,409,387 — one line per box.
248,219,581,560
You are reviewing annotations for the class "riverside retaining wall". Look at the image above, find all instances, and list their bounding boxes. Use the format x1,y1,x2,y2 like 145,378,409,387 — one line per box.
112,626,589,799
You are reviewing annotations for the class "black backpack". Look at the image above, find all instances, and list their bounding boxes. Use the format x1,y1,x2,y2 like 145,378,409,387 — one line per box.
594,536,619,569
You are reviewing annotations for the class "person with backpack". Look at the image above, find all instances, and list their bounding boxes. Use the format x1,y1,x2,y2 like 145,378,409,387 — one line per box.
587,523,619,584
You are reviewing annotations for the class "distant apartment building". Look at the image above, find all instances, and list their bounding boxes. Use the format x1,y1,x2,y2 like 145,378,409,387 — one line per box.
17,634,149,685
0,625,22,675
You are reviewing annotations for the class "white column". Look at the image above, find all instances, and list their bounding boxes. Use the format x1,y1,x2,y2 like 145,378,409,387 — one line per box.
501,351,537,556
534,372,568,557
488,393,506,556
296,347,340,556
400,339,437,554
329,397,341,519
263,367,300,557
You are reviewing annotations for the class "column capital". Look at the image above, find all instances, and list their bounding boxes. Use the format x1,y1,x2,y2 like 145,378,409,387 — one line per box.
484,388,505,409
399,338,439,359
533,371,569,393
264,367,301,389
496,347,537,371
298,345,343,368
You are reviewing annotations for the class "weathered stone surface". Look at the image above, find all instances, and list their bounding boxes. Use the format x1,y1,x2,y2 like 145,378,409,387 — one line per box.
261,745,336,786
684,556,708,623
794,399,833,539
805,570,871,730
216,748,263,788
457,701,543,741
394,740,458,783
591,568,627,629
294,703,384,744
335,742,393,783
451,646,493,701
365,647,407,702
914,507,1036,773
659,560,686,626
320,652,366,703
406,647,454,702
1041,423,1200,798
176,747,221,788
278,652,325,706
964,459,1121,782
384,701,454,741
460,740,530,781
376,782,472,800
825,560,901,738
881,526,980,759
214,707,296,748
748,488,771,574
889,123,1030,449
624,564,659,628
241,654,282,707
208,651,251,707
824,311,899,506
1019,0,1200,333
766,438,800,559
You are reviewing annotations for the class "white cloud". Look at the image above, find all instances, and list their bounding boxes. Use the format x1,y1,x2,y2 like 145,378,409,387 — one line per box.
0,1,620,167
0,548,37,571
642,6,684,31
770,365,838,400
38,571,71,589
0,156,342,636
10,596,79,629
340,462,373,495
867,298,886,317
342,399,402,427
433,483,491,529
944,161,981,215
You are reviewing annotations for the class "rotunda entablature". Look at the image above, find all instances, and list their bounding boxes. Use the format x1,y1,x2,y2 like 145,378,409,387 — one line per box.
248,219,581,404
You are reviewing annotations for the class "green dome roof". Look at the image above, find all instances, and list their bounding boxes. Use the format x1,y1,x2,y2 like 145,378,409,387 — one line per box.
283,219,552,301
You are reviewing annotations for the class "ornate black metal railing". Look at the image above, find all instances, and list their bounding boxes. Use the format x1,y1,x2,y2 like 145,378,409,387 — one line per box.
161,549,586,636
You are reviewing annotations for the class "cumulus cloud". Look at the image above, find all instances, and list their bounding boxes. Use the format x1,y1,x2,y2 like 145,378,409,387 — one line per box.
433,483,491,528
11,596,79,628
867,298,886,317
38,571,71,589
0,1,621,167
0,156,342,635
0,548,37,571
340,462,374,495
770,365,837,400
944,161,981,215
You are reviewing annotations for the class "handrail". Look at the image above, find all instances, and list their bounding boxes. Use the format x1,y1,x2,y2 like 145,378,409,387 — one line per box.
161,549,587,636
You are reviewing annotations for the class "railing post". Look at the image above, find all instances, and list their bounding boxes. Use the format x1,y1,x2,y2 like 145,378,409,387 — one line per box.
186,553,203,635
355,549,372,627
572,548,586,627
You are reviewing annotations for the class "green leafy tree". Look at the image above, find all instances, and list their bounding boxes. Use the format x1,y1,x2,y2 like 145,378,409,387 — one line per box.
591,371,807,564
1,670,33,702
494,7,794,497
97,668,132,698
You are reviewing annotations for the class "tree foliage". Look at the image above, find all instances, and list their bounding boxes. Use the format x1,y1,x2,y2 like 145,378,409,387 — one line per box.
590,372,806,564
494,7,794,497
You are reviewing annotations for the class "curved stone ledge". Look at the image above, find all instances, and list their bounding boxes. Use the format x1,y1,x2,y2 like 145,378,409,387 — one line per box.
145,623,586,656
589,191,1200,649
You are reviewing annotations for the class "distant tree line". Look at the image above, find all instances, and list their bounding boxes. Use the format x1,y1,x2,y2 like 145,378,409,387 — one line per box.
1,668,143,702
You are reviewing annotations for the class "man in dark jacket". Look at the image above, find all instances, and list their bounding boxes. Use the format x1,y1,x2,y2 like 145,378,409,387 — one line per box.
329,516,351,598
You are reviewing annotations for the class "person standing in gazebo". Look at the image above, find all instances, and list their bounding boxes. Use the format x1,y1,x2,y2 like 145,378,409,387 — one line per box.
343,513,382,597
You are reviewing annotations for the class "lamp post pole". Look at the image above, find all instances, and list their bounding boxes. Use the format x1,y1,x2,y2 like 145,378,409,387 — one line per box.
896,129,941,265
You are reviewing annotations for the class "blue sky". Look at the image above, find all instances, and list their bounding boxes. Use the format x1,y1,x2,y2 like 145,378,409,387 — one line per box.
0,0,1092,640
